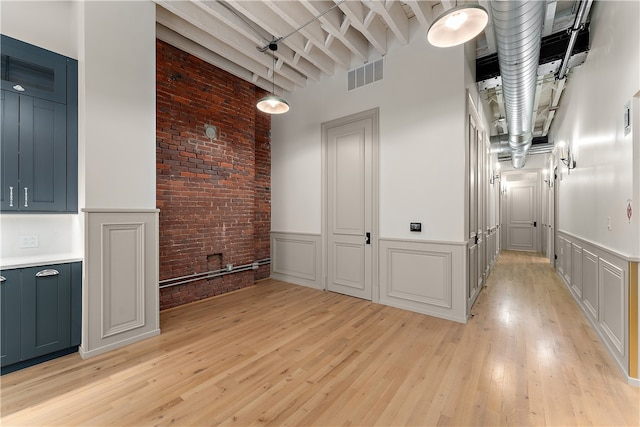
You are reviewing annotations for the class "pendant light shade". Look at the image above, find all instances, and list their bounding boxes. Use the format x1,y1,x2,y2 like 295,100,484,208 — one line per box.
427,4,489,48
257,42,289,114
256,94,290,114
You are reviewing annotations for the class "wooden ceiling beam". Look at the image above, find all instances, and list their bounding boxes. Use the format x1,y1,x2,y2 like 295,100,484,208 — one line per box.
366,0,409,45
156,2,304,90
191,0,322,82
226,0,335,75
337,0,387,55
263,0,351,68
300,0,369,63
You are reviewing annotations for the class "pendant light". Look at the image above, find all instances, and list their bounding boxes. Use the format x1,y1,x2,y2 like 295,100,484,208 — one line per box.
427,4,489,48
256,42,290,114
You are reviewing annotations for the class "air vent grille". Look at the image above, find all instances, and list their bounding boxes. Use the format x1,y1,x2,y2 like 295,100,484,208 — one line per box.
348,58,383,91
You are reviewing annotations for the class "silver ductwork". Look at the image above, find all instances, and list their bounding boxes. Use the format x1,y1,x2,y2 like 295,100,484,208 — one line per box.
491,0,545,169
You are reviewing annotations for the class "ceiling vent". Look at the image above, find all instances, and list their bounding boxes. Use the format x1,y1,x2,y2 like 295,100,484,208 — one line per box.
348,58,383,91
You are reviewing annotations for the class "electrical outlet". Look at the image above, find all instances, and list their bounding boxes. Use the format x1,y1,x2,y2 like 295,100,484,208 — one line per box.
19,235,39,248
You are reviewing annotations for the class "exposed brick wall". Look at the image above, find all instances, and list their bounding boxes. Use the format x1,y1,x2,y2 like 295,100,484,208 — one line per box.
156,39,271,310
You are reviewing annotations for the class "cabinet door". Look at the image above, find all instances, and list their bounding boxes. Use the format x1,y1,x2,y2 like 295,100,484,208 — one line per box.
19,96,67,211
1,270,22,366
21,264,71,359
1,90,19,211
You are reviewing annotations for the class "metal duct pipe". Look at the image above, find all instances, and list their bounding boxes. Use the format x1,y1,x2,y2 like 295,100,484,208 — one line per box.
491,0,545,169
489,135,511,154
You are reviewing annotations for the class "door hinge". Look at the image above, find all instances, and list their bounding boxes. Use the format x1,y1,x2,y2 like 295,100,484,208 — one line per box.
365,232,371,245
534,221,537,227
554,254,557,260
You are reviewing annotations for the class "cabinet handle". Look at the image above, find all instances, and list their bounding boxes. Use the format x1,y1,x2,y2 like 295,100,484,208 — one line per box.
35,269,59,277
9,186,14,207
24,187,28,208
0,276,6,283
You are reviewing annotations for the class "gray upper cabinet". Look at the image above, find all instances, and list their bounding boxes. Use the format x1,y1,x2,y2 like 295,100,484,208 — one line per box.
0,35,77,213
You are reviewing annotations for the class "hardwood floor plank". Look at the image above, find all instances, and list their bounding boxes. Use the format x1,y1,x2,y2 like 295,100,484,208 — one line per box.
2,252,639,426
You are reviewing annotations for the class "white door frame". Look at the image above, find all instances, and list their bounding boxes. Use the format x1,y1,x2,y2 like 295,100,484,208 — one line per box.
321,108,379,302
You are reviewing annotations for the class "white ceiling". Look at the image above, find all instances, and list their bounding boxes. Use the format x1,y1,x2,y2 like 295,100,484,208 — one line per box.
155,1,590,139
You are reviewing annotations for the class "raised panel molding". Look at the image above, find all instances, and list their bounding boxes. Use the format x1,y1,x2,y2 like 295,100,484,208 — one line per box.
101,223,145,338
599,259,625,356
386,248,452,308
81,209,160,359
379,239,465,323
271,232,322,289
571,244,583,299
582,249,599,320
563,239,572,284
557,236,565,276
332,242,364,289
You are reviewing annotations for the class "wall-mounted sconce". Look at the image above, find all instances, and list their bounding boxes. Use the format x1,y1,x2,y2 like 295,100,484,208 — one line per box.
490,163,500,185
557,141,576,174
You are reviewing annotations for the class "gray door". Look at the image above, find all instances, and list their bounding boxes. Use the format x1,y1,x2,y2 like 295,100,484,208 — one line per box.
468,110,483,306
325,113,375,300
507,181,537,251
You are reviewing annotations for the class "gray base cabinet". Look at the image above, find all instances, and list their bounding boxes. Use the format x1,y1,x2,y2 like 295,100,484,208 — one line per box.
0,262,81,371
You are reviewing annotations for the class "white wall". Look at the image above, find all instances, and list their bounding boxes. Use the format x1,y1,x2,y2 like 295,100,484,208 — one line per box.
272,21,467,242
0,1,78,59
550,0,640,258
82,1,156,210
0,1,156,267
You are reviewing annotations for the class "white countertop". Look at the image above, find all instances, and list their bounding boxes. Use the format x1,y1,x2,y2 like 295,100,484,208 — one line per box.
1,254,83,270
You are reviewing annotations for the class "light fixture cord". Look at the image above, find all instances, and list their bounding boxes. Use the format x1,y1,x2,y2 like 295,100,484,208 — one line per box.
258,0,346,51
271,49,276,95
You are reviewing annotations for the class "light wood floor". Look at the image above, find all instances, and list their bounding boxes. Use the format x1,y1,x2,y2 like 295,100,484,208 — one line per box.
2,251,639,426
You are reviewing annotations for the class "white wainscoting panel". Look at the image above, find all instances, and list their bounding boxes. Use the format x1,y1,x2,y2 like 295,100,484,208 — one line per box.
271,232,322,289
599,259,625,356
571,244,583,299
379,239,466,323
556,230,630,383
583,249,599,320
81,209,160,359
563,238,572,284
557,236,566,276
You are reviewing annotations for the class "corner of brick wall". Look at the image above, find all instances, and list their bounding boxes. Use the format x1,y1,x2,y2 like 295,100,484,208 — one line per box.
156,39,271,310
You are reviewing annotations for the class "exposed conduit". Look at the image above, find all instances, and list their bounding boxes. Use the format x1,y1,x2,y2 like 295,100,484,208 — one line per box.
159,258,271,289
557,0,592,80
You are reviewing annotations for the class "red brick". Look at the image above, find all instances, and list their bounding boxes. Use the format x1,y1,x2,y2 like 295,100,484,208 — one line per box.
156,40,271,310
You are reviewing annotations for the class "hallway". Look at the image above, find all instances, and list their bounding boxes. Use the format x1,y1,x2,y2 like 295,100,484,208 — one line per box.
2,252,639,426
